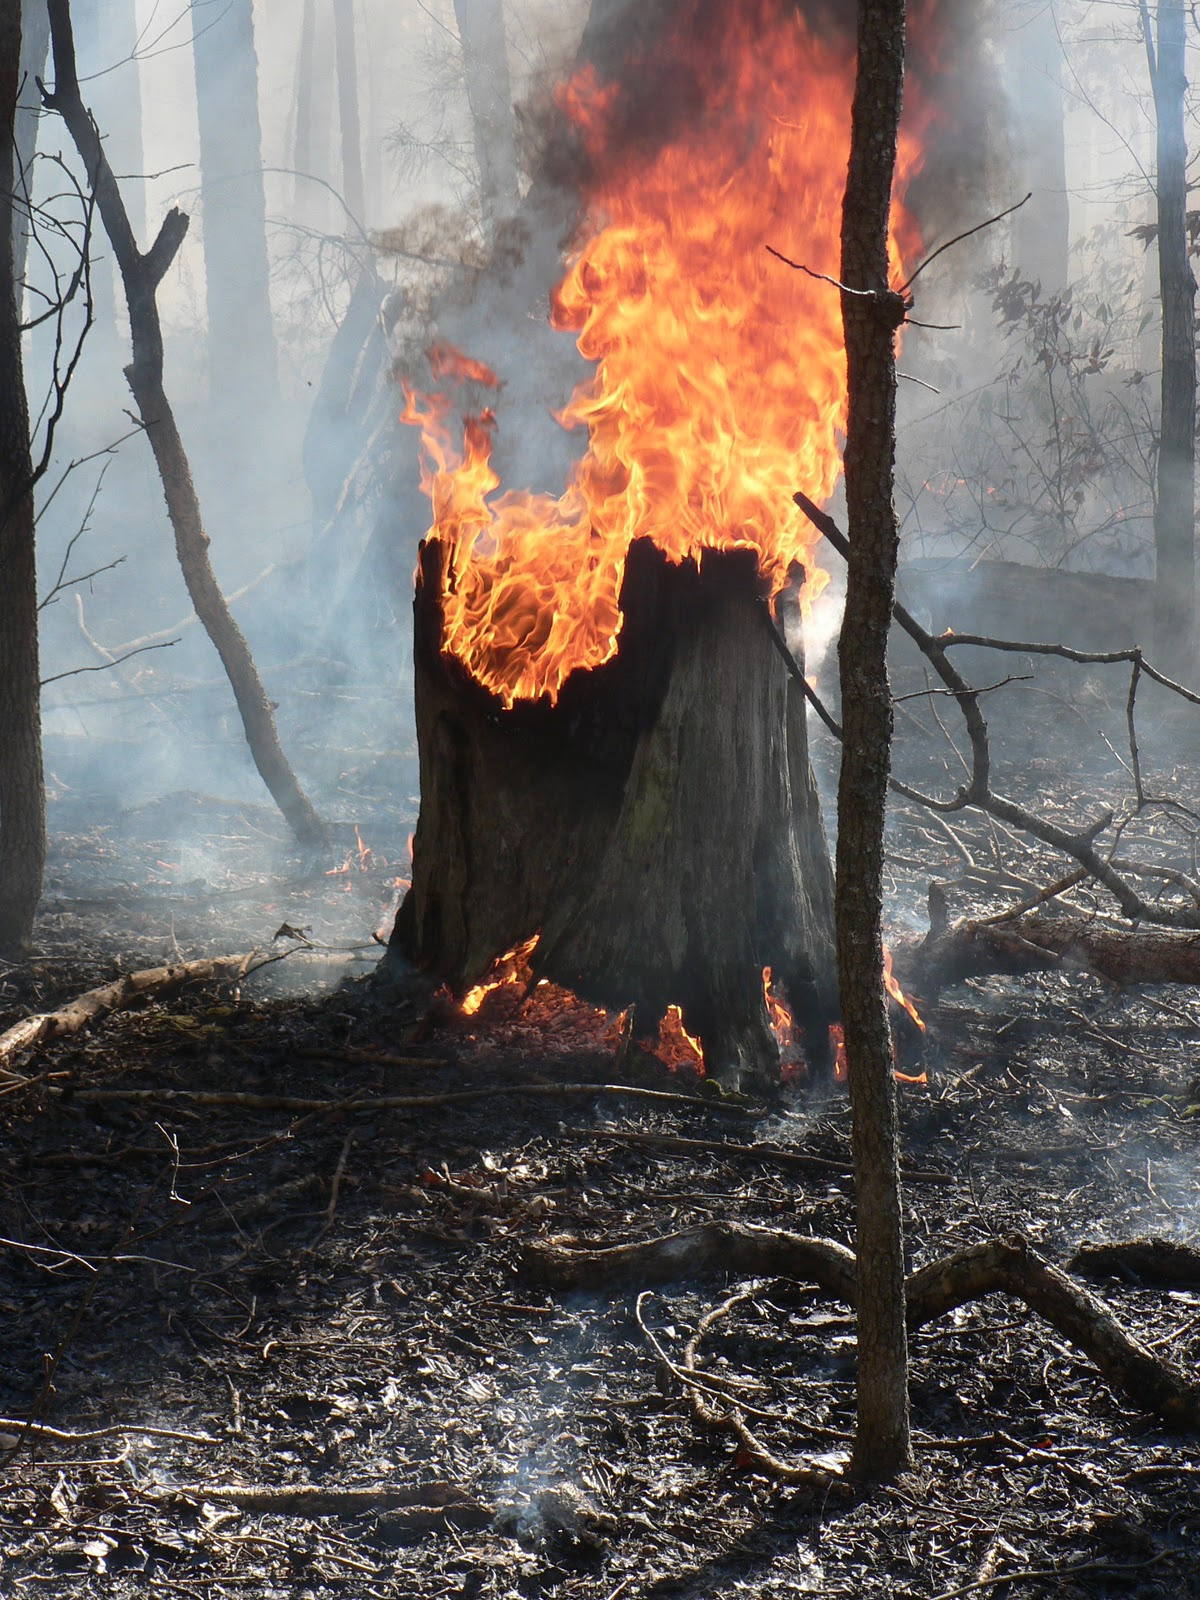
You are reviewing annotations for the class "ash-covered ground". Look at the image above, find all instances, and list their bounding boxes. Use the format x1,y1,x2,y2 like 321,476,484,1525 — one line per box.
2,574,1200,1598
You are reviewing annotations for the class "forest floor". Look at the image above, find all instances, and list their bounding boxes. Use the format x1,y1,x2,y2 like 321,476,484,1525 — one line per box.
1,654,1199,1598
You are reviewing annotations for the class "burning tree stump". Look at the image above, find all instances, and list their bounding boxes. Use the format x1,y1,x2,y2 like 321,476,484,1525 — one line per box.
386,537,837,1092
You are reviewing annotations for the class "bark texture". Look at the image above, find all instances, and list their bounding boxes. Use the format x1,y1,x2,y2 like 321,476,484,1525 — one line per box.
191,0,278,415
1149,1,1197,672
387,539,838,1093
43,1,327,849
0,0,44,959
837,0,912,1480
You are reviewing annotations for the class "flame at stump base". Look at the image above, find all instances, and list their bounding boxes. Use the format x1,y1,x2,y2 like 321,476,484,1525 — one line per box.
387,538,837,1093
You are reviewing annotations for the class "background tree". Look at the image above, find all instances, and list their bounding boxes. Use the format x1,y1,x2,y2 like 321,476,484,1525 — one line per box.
452,0,519,236
837,0,913,1481
1142,0,1197,674
0,0,44,959
190,0,277,421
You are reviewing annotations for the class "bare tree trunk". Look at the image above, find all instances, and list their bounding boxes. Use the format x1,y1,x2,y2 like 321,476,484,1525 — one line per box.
0,0,43,960
43,0,328,851
190,0,278,416
13,0,48,292
333,0,364,224
838,0,913,1482
451,0,519,235
1010,1,1068,291
1147,0,1197,675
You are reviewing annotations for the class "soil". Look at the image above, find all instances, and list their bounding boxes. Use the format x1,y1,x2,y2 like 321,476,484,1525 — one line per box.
2,652,1200,1598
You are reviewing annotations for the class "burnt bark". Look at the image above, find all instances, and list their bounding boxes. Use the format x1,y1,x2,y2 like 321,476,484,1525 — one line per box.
387,539,837,1094
837,0,912,1480
1147,1,1197,673
42,1,328,850
0,0,43,960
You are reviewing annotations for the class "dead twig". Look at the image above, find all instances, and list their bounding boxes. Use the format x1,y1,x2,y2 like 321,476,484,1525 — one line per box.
0,1417,215,1446
66,1082,758,1116
0,952,258,1077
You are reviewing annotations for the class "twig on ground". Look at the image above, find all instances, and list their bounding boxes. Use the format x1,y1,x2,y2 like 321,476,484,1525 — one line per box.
0,953,259,1077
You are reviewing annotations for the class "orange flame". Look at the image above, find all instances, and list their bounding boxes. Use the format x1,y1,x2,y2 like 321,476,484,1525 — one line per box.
763,966,795,1052
883,946,925,1033
657,1004,704,1072
460,935,539,1017
404,0,924,707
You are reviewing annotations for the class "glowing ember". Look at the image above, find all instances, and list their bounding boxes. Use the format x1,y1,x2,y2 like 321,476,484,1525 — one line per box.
459,935,540,1016
403,0,923,707
657,1004,704,1072
883,946,925,1032
762,965,795,1050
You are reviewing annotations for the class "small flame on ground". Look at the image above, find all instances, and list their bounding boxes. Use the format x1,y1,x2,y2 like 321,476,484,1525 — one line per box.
460,935,540,1017
883,946,925,1032
657,1005,704,1073
828,948,927,1085
762,966,794,1050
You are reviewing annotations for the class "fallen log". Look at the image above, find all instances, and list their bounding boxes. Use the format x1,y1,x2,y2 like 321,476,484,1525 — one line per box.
0,953,256,1077
521,1224,1200,1433
899,910,1200,1000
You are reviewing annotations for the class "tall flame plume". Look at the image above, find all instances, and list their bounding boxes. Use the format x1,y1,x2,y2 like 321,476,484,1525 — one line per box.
404,0,924,707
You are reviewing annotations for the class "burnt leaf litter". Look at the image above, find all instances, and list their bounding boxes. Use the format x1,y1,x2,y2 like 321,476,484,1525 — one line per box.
2,666,1200,1599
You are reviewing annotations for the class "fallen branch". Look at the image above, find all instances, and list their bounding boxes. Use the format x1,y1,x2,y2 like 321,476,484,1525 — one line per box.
1071,1237,1200,1288
65,1081,758,1116
792,490,1200,931
0,953,256,1076
521,1224,1200,1434
0,1416,215,1447
902,910,1200,998
146,1479,490,1528
583,1126,954,1185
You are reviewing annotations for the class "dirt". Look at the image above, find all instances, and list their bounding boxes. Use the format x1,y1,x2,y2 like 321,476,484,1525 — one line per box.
2,664,1200,1598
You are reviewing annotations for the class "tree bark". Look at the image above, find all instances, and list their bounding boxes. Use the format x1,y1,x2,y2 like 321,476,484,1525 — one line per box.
451,0,520,236
0,0,44,960
388,539,838,1093
837,0,913,1480
1148,1,1197,674
190,0,278,417
43,0,328,850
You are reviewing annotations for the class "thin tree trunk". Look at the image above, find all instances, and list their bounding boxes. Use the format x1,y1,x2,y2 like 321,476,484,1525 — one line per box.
13,0,48,292
1010,3,1068,290
451,0,519,235
837,0,913,1481
0,0,44,960
1147,0,1197,674
43,0,328,850
191,0,278,414
332,0,364,223
293,0,316,202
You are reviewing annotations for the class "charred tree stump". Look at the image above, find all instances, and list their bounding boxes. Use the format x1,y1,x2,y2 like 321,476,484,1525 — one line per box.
386,538,837,1093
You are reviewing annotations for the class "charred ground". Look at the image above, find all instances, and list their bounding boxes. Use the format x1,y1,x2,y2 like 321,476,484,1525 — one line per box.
1,644,1199,1598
